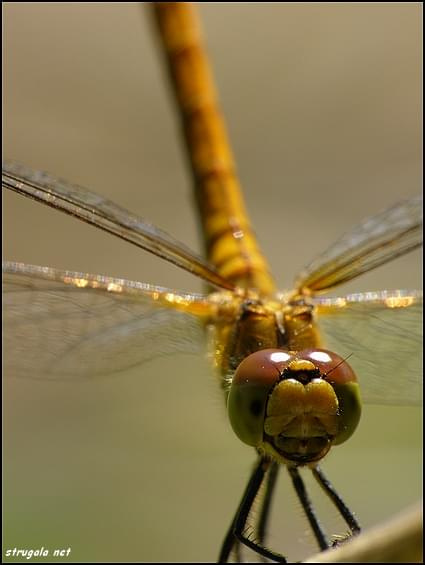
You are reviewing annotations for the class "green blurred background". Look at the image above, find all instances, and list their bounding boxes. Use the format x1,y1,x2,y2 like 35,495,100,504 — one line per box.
3,2,421,562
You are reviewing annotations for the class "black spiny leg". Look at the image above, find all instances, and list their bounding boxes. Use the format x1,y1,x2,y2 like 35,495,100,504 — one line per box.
288,466,329,551
312,466,361,537
255,461,279,562
218,457,287,563
218,500,242,563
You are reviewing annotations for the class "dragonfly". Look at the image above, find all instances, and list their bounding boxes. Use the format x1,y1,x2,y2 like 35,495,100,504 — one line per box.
3,3,422,563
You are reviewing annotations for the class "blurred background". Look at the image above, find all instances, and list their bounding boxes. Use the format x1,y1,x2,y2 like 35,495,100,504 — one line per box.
3,2,421,562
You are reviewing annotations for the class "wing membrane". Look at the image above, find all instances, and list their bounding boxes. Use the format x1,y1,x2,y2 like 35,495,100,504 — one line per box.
3,161,235,291
313,290,422,405
296,196,422,293
3,261,215,380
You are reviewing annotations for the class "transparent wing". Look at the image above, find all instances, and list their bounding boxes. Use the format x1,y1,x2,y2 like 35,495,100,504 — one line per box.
313,290,422,405
2,161,234,291
295,195,422,293
3,261,216,380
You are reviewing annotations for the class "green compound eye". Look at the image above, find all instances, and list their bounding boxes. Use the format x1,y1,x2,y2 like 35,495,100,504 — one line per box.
300,348,362,446
227,349,292,447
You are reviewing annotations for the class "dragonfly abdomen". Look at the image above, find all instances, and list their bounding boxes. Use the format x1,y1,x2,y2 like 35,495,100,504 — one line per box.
152,3,275,295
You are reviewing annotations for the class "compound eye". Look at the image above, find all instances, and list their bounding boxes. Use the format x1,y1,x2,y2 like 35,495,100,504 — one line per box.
302,349,358,386
227,349,295,447
301,349,362,445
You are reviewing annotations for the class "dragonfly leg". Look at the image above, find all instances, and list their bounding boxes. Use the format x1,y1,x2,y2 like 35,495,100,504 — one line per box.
218,496,244,562
255,461,280,562
312,466,361,537
218,456,287,563
287,466,329,551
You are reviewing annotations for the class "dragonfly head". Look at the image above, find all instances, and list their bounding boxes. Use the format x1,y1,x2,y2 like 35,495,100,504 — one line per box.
227,348,362,465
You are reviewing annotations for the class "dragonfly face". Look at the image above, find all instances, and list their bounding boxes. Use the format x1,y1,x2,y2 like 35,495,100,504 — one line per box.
228,348,361,465
4,3,421,563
